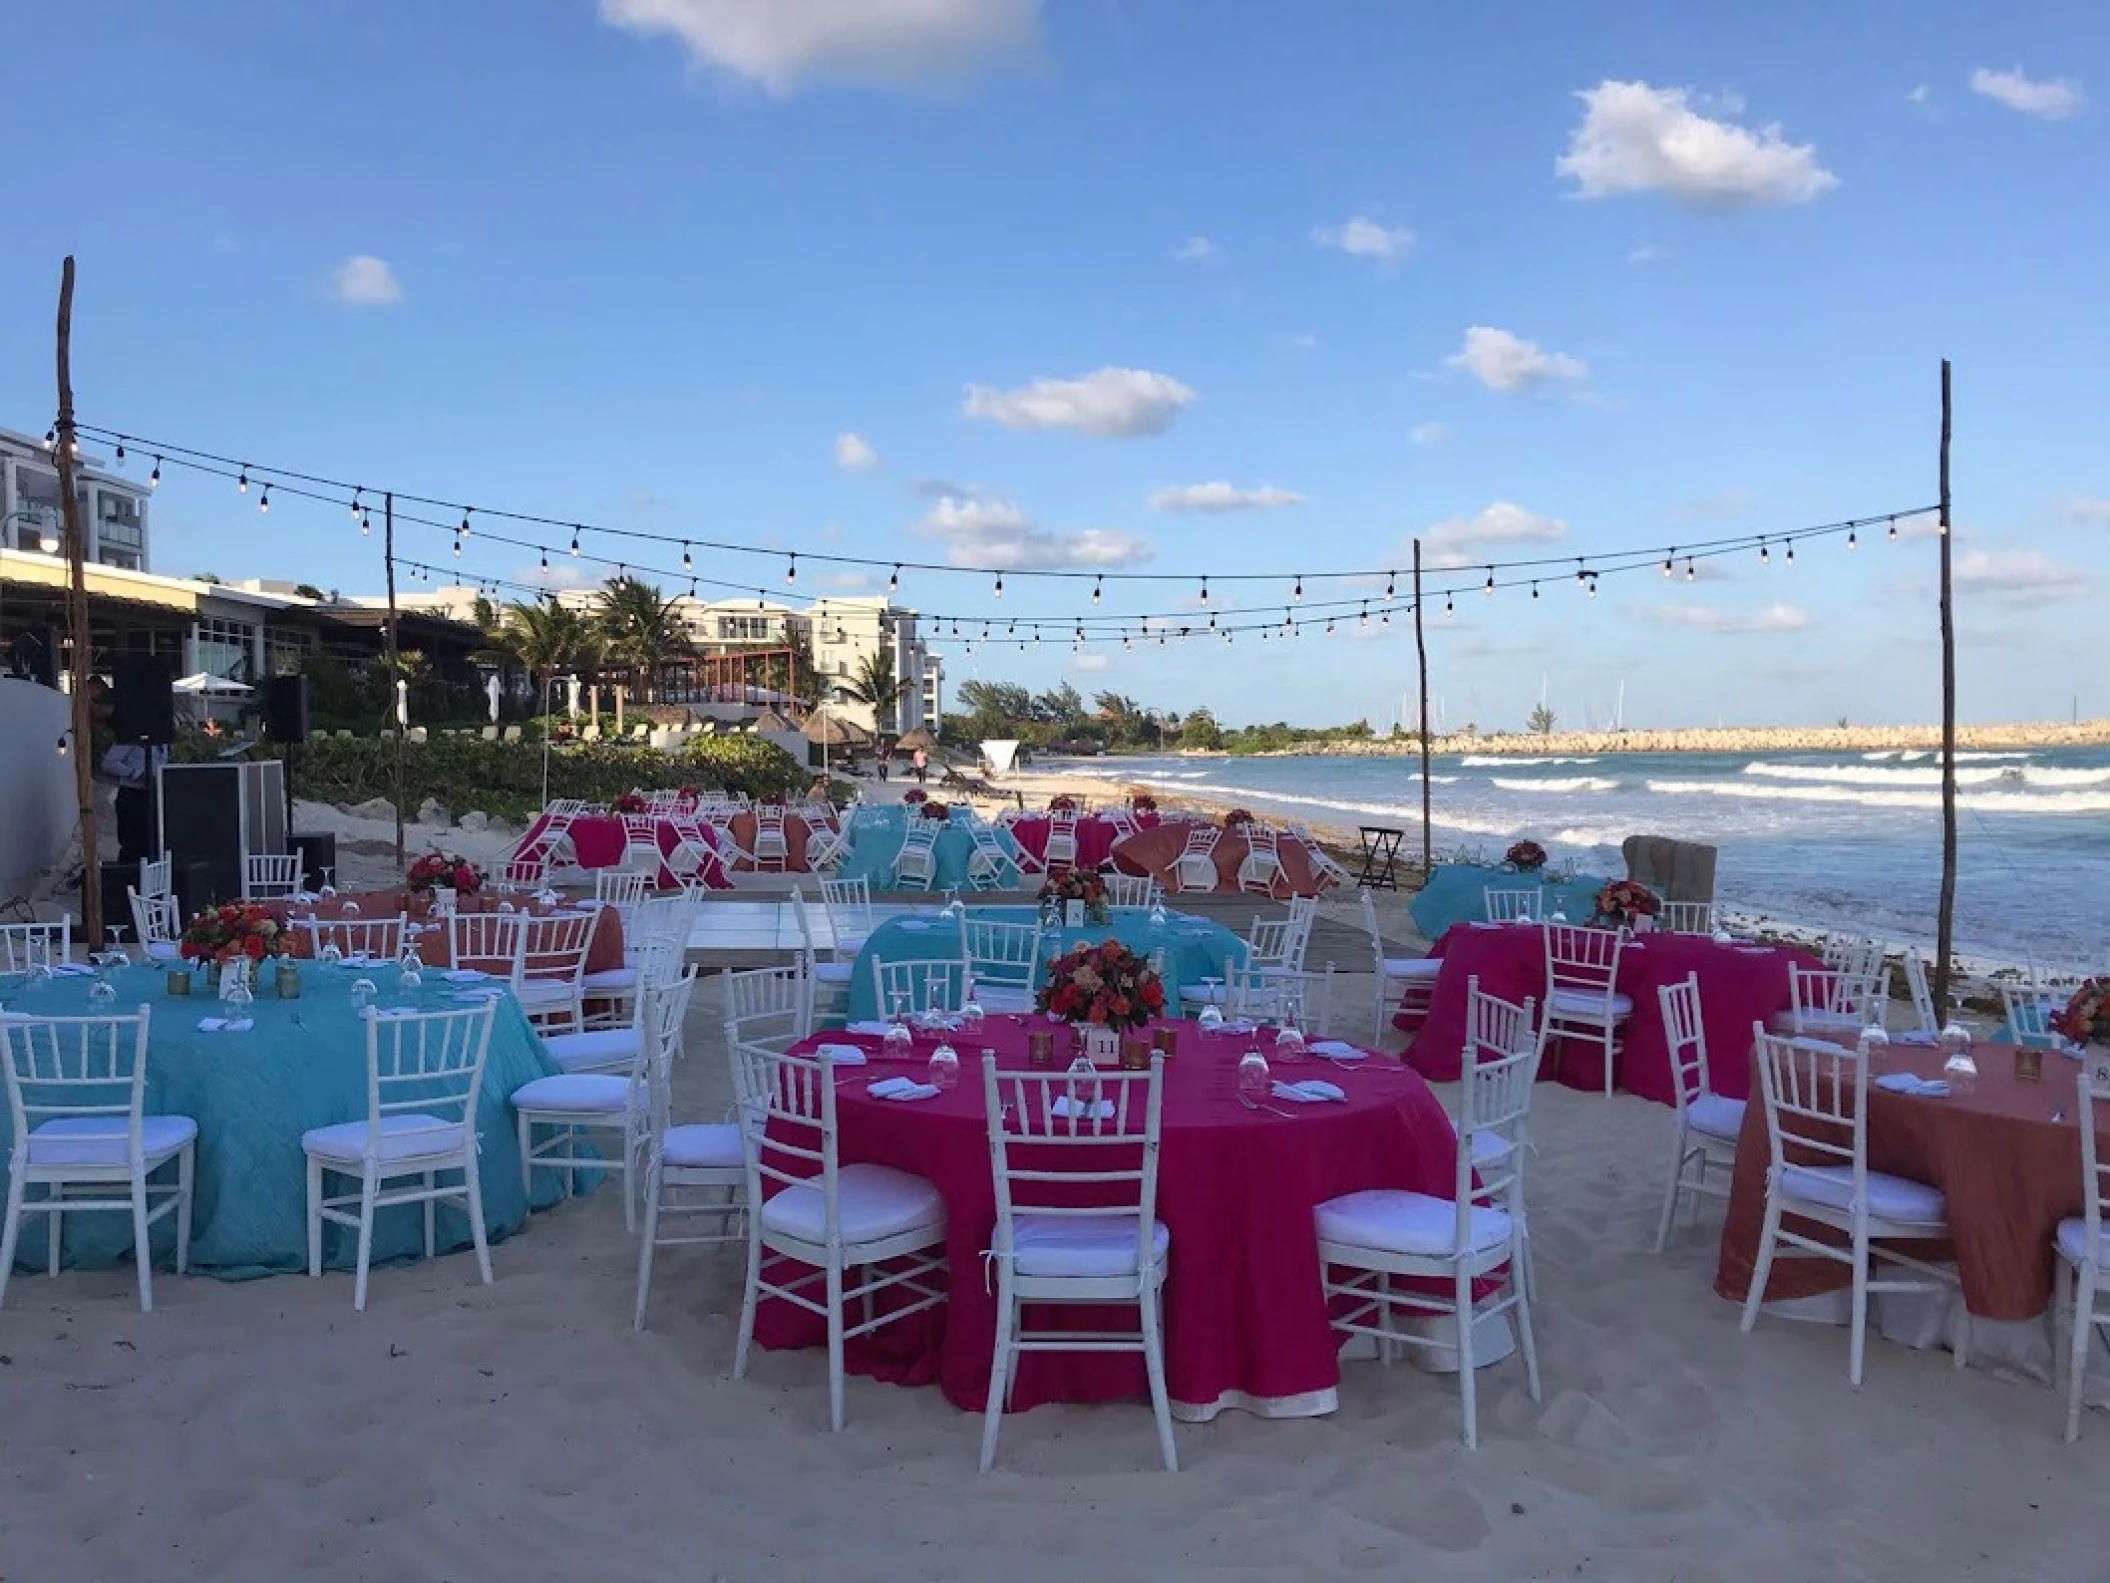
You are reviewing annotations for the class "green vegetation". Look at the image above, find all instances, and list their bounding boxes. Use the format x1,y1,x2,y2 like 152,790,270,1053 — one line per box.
941,680,1374,756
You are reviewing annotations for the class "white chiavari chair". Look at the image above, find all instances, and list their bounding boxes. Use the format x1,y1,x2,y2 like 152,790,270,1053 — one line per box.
959,916,1042,1015
514,911,599,1035
301,1001,498,1311
1362,889,1439,1040
872,956,970,1020
731,1048,949,1431
1236,823,1283,897
1102,872,1161,910
2001,983,2058,1048
1900,947,1940,1036
0,917,73,972
1178,916,1290,1012
978,1054,1174,1471
127,889,181,963
2054,1049,2110,1441
894,819,942,890
1653,973,1745,1251
1541,922,1631,1094
297,913,408,964
138,855,172,899
1772,962,1888,1039
1658,900,1717,936
0,1008,194,1313
790,891,854,1028
751,804,790,872
1483,888,1543,924
242,853,303,901
963,824,1015,891
1172,825,1220,894
1042,809,1079,871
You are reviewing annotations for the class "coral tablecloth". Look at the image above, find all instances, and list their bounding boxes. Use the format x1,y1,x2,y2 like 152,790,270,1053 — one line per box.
1398,923,1820,1104
721,810,818,872
514,813,729,891
752,1015,1466,1419
1111,824,1328,898
1714,1041,2103,1321
268,890,626,975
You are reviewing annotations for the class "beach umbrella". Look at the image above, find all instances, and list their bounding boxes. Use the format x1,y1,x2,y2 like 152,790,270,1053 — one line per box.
895,727,937,751
801,709,871,748
751,708,792,733
172,673,252,696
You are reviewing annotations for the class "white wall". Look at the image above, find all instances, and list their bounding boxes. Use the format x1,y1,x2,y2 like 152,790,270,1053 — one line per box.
0,679,79,889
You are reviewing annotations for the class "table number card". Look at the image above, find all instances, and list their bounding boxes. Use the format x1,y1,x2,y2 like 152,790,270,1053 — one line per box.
2087,1051,2110,1096
217,957,250,1000
1065,900,1085,929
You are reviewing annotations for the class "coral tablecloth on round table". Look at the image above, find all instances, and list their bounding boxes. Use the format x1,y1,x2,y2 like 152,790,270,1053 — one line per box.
721,810,818,872
751,1015,1465,1420
1398,922,1820,1104
1111,824,1329,897
513,813,730,891
1714,1041,2105,1322
267,890,625,975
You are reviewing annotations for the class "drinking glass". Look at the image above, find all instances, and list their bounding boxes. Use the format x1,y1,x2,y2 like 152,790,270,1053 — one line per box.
1237,1049,1271,1100
397,950,424,992
883,1018,915,1057
927,1042,960,1091
351,978,377,1010
959,996,986,1036
1197,1002,1225,1039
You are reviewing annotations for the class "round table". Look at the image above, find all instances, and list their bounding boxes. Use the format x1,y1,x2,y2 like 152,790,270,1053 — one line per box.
835,807,1024,892
0,962,569,1279
268,892,626,975
1005,813,1143,872
512,812,731,890
1111,823,1331,898
1407,863,1608,941
843,906,1244,1025
1399,922,1822,1103
750,1014,1466,1420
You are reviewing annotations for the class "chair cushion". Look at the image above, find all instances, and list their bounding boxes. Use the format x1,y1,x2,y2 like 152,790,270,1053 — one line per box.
26,1114,197,1169
1445,1116,1514,1169
811,961,856,985
543,1028,640,1073
663,1122,743,1170
973,984,1035,1014
834,933,868,956
581,967,638,993
302,1115,469,1166
510,1073,635,1113
1383,957,1443,978
516,980,580,1006
760,1163,945,1246
1547,987,1633,1018
1177,983,1227,1006
1779,1164,1946,1224
1008,1211,1169,1278
2056,1218,2110,1269
1770,1009,1863,1035
1314,1188,1512,1257
1686,1092,1747,1142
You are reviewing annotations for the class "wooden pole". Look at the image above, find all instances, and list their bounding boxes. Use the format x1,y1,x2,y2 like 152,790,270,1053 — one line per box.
1932,361,1957,1015
1413,539,1432,875
53,257,102,948
384,492,405,867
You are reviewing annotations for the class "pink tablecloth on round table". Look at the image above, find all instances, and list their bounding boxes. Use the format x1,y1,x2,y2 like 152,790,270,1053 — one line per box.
1004,814,1132,871
1397,923,1822,1104
751,1015,1465,1420
514,812,729,890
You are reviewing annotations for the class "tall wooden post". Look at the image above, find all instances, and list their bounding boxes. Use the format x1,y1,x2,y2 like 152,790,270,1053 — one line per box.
384,492,405,867
1412,539,1432,874
53,257,102,947
1932,361,1957,1014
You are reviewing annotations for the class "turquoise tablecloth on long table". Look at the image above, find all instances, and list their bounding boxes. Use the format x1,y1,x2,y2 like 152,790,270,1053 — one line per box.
1,962,573,1279
843,905,1245,1023
835,806,1024,892
1408,863,1608,941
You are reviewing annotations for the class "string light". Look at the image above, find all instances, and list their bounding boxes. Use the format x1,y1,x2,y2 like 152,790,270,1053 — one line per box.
1887,518,1899,542
1091,576,1102,605
360,510,371,537
1847,526,1858,550
1199,577,1209,605
1586,576,1598,598
258,486,270,513
569,527,581,556
1326,617,1335,635
1686,557,1696,581
113,441,124,463
1784,540,1795,564
1385,571,1396,599
539,548,548,570
1360,603,1370,630
1482,566,1495,597
237,467,248,494
1293,575,1303,602
1759,537,1770,564
460,510,473,540
993,574,1004,599
1444,593,1454,618
785,552,797,585
1531,581,1540,600
148,457,160,488
351,488,363,522
889,563,900,592
1663,548,1675,576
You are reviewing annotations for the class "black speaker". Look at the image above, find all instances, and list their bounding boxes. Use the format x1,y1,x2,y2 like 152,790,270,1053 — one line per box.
290,831,338,891
263,673,311,744
111,654,175,744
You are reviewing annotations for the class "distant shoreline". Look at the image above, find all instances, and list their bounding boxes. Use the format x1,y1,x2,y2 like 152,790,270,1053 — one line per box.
1100,719,2110,760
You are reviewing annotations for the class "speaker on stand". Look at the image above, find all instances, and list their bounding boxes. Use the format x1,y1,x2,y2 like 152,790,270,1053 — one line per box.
109,654,176,866
262,674,312,858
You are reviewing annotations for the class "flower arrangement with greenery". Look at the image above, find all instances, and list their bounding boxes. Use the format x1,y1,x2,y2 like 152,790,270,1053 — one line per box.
612,790,648,815
1130,793,1158,814
903,787,929,805
1505,839,1548,872
2053,979,2110,1047
407,851,484,894
180,904,287,965
1223,808,1256,828
1593,878,1661,927
1035,938,1166,1033
919,799,950,820
1039,866,1111,924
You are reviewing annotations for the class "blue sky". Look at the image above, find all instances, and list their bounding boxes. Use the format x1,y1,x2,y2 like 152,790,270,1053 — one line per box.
3,0,2104,731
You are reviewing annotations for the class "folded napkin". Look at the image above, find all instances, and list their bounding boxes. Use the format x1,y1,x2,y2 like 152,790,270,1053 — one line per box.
845,1020,895,1037
895,920,933,932
1310,1040,1366,1060
196,1016,255,1033
867,1076,940,1102
1468,922,1502,931
51,962,94,977
1272,1078,1346,1104
452,987,506,1002
1875,1072,1951,1097
335,954,373,969
1892,1031,1940,1047
442,969,488,983
817,1043,867,1065
1050,1094,1115,1119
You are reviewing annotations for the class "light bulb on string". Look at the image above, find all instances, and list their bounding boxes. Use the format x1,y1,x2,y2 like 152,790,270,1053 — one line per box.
452,537,462,559
237,467,249,494
1199,577,1209,605
681,543,693,571
569,527,581,556
1360,603,1370,630
258,486,270,514
1325,617,1336,635
1663,548,1675,576
1586,576,1598,598
460,510,473,540
1091,575,1102,605
1444,593,1454,619
993,573,1003,599
351,489,362,522
1385,571,1396,599
149,457,161,489
1381,607,1391,626
785,553,796,585
1759,537,1769,564
1531,581,1540,600
1483,566,1495,597
113,442,124,463
540,548,549,570
1574,559,1587,587
360,511,372,537
1847,526,1858,550
1685,557,1696,580
1785,540,1795,564
1887,518,1899,542
1293,575,1303,602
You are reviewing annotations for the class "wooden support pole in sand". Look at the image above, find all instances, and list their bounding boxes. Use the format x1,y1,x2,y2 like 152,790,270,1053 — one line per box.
384,492,405,868
1413,538,1432,875
53,257,102,948
1933,360,1957,1014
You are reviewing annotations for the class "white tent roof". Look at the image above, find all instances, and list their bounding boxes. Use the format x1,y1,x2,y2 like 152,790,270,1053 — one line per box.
173,673,252,696
980,739,1021,778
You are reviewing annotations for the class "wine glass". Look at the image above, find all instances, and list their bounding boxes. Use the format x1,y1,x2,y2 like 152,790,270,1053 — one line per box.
959,993,986,1036
320,927,344,966
351,977,377,1010
1197,1002,1225,1040
1939,1001,1976,1076
883,1015,915,1058
1237,1049,1271,1100
927,1041,960,1091
397,950,423,992
341,900,362,919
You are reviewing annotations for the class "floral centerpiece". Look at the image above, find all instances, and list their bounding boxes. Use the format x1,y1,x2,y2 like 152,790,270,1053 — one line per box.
903,787,929,805
1035,938,1165,1035
1594,878,1661,930
1049,794,1079,813
407,851,484,895
1039,866,1111,926
677,783,700,802
1131,793,1157,814
919,799,950,820
612,790,648,815
1223,808,1255,829
1505,839,1548,872
2053,979,2110,1048
180,903,286,965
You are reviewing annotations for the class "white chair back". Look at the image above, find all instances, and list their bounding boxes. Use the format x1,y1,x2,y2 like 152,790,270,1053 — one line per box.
1787,963,1881,1026
139,856,172,899
895,820,941,888
357,1002,497,1162
1173,825,1220,892
1466,976,1539,1070
2071,1054,2110,1271
1102,872,1159,909
1657,972,1711,1111
721,963,809,1055
1454,1006,1540,1221
1043,811,1080,867
1232,962,1336,1033
959,917,1042,998
817,875,874,940
872,956,970,1019
521,911,597,988
595,869,650,910
1544,922,1623,1001
1750,1027,1873,1196
0,917,72,972
447,911,527,977
640,966,704,1141
1658,900,1716,935
1484,888,1542,923
1900,948,1939,1035
0,1009,153,1167
243,853,303,900
2001,983,2057,1047
620,813,663,871
981,1052,1164,1264
1283,896,1318,970
128,889,180,955
299,913,408,963
737,1048,839,1221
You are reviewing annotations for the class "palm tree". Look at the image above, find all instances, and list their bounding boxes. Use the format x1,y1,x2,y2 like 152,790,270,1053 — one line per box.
837,648,909,735
596,576,690,700
503,598,601,700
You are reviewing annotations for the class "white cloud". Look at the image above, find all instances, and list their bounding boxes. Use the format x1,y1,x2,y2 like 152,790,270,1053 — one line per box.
1970,66,2084,120
1906,84,1933,109
1409,422,1451,446
330,255,403,306
962,366,1196,437
1637,601,1812,634
1557,80,1838,207
1286,331,1319,351
2059,496,2110,525
833,431,879,471
1627,243,1666,264
1172,235,1215,262
1421,501,1567,569
1954,547,2089,601
1148,481,1304,514
596,0,1037,93
1312,215,1414,265
920,491,1152,571
1446,326,1587,395
1069,652,1112,673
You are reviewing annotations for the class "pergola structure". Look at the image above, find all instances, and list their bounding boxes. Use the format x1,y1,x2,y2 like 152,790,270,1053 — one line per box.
656,647,809,708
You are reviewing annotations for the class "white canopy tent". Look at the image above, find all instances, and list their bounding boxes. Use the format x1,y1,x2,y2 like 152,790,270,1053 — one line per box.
172,673,251,696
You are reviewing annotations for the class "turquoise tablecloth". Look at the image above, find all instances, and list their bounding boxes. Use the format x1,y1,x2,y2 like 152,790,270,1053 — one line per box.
0,962,573,1280
843,905,1244,1024
835,806,1024,892
1408,863,1608,942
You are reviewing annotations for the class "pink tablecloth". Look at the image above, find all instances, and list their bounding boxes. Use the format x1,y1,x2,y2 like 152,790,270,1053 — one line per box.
1005,813,1154,871
752,1016,1465,1420
514,813,729,891
1397,923,1822,1104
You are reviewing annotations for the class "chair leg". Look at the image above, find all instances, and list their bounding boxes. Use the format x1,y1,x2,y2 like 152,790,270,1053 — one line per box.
1740,1198,1782,1334
826,1258,847,1432
0,1173,25,1308
621,1130,637,1236
463,1147,493,1288
2068,1264,2094,1443
1602,1028,1615,1097
1848,1226,1870,1389
130,1169,155,1314
732,1225,762,1378
1454,1266,1478,1451
1140,1281,1178,1472
1654,1134,1687,1254
1512,1238,1542,1404
48,1185,62,1277
633,1160,663,1332
518,1114,535,1202
353,1173,378,1312
175,1145,194,1274
980,1283,1015,1472
306,1157,324,1276
423,1171,436,1260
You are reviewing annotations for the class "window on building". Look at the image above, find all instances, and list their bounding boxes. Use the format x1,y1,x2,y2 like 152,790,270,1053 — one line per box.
265,626,315,676
95,489,146,570
196,616,256,680
715,615,776,643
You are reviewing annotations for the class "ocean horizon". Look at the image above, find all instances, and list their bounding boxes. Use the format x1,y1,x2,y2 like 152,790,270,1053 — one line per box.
1040,745,2110,971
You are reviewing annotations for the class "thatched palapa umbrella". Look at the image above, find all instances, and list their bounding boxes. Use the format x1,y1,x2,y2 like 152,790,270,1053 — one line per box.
894,727,937,751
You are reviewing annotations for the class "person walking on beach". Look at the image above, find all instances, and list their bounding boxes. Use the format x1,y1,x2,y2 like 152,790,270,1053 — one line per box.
912,746,928,784
877,740,892,782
